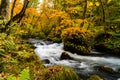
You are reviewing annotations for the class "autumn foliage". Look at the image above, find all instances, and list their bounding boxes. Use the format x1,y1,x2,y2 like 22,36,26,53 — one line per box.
0,0,120,79
61,27,93,54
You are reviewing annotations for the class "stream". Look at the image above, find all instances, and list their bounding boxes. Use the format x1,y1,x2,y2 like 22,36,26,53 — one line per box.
30,39,120,80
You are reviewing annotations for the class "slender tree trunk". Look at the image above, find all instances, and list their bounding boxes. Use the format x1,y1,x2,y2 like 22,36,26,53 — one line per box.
0,0,29,33
106,0,110,31
0,0,9,20
99,0,106,33
81,0,87,27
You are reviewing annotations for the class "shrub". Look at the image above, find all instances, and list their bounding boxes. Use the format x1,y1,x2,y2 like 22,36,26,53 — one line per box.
0,33,16,53
61,27,93,54
47,26,68,42
7,22,46,39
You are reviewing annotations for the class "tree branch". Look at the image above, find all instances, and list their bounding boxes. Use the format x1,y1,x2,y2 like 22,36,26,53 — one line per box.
5,0,29,29
10,0,17,19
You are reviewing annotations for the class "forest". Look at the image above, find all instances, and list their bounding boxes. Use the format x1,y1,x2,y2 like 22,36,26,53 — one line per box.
0,0,120,80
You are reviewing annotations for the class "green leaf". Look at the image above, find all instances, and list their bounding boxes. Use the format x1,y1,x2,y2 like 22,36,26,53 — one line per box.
0,20,3,24
112,19,120,22
7,75,16,80
19,68,31,80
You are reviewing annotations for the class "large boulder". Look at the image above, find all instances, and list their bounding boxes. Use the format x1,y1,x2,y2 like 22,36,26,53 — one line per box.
61,27,94,55
41,66,80,80
111,45,120,56
94,33,113,52
94,32,120,56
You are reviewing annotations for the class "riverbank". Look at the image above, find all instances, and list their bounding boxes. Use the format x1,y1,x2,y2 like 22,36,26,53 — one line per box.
0,34,80,80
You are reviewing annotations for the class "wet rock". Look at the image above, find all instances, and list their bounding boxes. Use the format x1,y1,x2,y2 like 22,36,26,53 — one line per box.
30,45,37,49
60,52,73,60
28,38,40,44
44,41,53,45
42,59,50,64
87,74,103,80
111,45,120,56
95,66,117,74
94,33,113,52
94,43,109,52
118,69,120,73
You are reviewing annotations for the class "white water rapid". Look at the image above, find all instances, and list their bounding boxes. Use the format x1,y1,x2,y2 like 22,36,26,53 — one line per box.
32,40,120,80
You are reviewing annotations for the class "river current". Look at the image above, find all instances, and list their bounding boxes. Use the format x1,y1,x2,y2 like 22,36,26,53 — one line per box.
30,39,120,80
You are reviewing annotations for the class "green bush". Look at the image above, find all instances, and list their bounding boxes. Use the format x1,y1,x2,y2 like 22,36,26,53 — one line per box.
0,33,16,53
61,27,93,54
7,22,46,39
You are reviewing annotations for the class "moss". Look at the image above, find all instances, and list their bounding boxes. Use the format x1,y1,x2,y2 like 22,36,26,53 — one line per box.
95,33,113,42
97,66,116,74
87,74,103,80
41,66,81,80
61,27,93,54
94,32,120,55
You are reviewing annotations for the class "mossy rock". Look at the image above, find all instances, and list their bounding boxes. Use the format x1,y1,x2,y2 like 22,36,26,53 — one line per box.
94,32,120,55
41,66,81,80
87,74,103,80
94,43,110,52
95,33,113,42
95,66,116,74
111,45,120,56
94,33,113,51
61,27,93,54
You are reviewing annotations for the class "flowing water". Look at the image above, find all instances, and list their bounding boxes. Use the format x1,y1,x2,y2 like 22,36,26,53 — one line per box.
30,39,120,80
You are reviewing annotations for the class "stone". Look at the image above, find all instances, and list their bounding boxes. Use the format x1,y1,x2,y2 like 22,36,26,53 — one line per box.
42,59,50,64
87,74,103,80
94,43,108,52
60,52,73,60
95,66,116,74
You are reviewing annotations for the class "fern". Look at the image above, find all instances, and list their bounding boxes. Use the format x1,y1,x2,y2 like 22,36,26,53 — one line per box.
7,75,16,80
7,68,33,80
19,68,31,80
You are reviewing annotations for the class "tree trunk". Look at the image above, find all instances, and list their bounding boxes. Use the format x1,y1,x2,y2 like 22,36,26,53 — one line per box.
0,0,9,20
81,0,87,27
99,0,106,33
